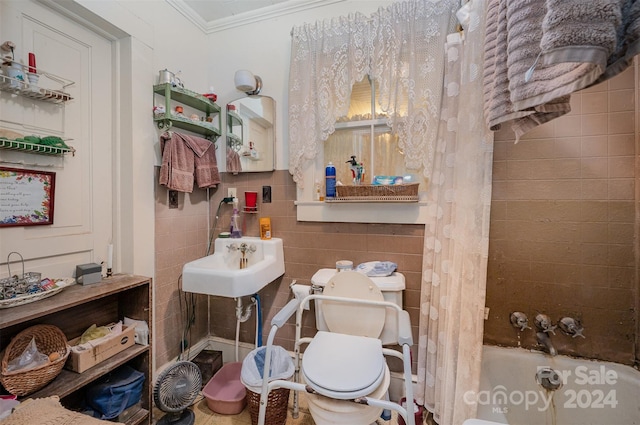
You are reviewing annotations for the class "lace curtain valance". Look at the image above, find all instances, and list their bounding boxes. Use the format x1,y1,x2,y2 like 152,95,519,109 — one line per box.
288,0,459,187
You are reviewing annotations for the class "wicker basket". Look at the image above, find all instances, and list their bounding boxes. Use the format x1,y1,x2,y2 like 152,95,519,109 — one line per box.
246,387,290,425
331,183,419,202
0,324,70,396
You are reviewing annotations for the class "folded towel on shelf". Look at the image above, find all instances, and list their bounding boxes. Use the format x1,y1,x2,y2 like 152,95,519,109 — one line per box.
591,0,640,83
483,0,640,141
535,0,621,96
483,0,571,141
159,132,220,192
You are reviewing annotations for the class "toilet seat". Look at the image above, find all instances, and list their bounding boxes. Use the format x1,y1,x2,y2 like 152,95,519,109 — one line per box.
302,331,385,399
321,271,386,338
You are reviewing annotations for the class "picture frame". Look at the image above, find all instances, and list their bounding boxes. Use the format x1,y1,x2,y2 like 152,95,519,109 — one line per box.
0,167,56,227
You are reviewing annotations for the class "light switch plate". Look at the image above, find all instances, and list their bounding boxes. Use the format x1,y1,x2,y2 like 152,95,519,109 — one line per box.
262,186,272,203
169,190,178,208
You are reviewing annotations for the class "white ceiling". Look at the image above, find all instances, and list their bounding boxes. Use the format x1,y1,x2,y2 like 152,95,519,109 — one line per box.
167,0,344,33
182,0,290,22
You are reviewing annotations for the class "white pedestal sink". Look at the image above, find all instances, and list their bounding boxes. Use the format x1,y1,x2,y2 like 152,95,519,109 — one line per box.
182,237,284,298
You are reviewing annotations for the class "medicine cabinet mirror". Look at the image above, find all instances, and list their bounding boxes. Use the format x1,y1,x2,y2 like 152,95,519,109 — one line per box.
226,96,275,172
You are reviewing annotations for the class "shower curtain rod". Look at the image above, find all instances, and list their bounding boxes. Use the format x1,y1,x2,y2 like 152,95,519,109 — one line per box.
289,0,469,37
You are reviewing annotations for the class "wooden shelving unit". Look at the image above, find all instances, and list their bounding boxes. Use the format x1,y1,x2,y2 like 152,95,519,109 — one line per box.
0,274,153,425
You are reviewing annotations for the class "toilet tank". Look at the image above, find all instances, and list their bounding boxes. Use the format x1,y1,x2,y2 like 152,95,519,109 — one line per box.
310,268,405,345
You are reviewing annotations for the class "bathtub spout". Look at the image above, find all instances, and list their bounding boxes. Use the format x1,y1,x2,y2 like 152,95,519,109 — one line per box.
536,332,557,356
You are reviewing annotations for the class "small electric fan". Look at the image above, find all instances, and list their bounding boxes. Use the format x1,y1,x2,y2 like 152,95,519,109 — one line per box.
153,361,202,425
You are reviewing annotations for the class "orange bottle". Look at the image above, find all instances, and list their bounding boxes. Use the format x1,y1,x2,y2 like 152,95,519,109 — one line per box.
260,217,272,240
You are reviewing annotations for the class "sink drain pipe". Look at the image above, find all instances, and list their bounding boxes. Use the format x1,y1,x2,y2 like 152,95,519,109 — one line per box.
234,296,256,362
252,293,262,347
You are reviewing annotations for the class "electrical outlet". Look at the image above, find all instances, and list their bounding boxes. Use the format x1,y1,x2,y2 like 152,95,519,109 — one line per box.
228,187,237,199
484,307,490,320
262,185,272,203
168,190,179,209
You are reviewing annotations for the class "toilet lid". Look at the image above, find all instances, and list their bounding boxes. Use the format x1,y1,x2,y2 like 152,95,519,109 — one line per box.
302,331,385,398
321,271,385,338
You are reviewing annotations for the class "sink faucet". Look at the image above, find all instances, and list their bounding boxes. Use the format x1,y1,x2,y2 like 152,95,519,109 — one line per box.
536,331,557,356
239,243,256,254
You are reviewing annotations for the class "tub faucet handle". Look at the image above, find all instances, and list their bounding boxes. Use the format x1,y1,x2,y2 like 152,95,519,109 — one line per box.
559,317,585,339
510,312,531,331
534,313,557,335
226,243,238,252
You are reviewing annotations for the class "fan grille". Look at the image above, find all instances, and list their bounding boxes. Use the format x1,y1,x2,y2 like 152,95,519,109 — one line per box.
154,361,202,413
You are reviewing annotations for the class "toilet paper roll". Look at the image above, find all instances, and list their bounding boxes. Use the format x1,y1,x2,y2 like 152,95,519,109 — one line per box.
291,284,311,310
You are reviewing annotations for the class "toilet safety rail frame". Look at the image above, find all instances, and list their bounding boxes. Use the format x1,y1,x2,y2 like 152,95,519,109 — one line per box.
257,294,415,425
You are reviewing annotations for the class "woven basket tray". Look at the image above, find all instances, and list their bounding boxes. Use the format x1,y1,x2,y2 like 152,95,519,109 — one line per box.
0,324,70,396
329,183,419,202
246,387,290,425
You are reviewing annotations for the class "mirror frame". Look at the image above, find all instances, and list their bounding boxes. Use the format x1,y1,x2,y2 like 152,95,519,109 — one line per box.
226,95,276,173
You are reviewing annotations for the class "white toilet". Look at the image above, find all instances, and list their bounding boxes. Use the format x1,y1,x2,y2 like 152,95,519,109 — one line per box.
302,270,406,425
310,268,405,345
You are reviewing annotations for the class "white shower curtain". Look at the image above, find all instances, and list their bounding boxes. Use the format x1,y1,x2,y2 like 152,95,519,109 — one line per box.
415,1,493,424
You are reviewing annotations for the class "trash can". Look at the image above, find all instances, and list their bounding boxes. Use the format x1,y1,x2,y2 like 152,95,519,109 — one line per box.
398,397,425,425
241,346,294,425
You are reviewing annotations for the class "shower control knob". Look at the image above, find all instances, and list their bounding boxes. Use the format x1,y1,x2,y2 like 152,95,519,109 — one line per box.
510,312,531,331
534,313,557,335
559,317,585,338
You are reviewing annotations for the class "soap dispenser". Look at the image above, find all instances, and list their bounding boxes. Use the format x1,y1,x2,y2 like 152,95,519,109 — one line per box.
230,198,242,238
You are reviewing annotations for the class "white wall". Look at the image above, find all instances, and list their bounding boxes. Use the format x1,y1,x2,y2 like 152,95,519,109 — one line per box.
71,0,395,176
61,0,396,279
0,0,399,283
202,0,394,171
59,0,212,278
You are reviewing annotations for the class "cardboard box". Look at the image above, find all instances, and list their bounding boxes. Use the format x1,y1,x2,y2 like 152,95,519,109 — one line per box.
66,325,136,373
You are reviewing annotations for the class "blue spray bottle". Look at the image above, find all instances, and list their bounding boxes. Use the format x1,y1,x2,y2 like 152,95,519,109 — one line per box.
325,162,336,199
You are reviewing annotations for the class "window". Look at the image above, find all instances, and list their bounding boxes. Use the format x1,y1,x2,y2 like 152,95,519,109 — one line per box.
324,77,428,190
295,77,429,224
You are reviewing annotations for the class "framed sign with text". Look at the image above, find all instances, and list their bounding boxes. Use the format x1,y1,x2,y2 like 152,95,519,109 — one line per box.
0,167,56,227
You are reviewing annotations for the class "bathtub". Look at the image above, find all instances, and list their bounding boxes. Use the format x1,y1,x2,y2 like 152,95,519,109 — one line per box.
470,345,640,425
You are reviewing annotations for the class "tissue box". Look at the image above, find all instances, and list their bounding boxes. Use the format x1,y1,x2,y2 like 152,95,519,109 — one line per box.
66,325,136,373
76,263,102,285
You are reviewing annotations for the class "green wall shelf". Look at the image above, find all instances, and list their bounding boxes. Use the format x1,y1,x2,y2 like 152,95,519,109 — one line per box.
0,138,75,156
153,83,221,141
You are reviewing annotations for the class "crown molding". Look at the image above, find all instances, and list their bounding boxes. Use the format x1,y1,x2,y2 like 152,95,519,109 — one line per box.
167,0,346,34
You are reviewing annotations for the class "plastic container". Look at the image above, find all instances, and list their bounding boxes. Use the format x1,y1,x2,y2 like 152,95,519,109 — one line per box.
202,362,247,415
325,162,336,199
314,179,324,201
260,217,272,240
230,198,242,238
